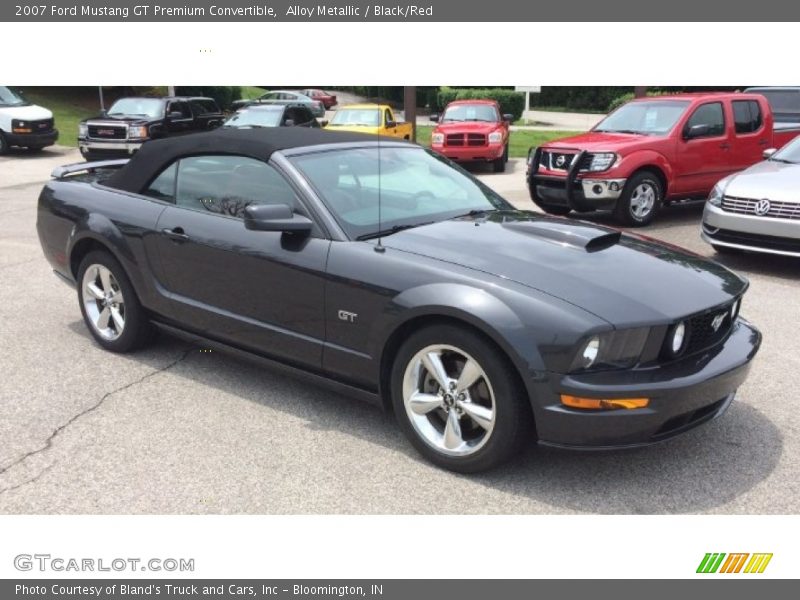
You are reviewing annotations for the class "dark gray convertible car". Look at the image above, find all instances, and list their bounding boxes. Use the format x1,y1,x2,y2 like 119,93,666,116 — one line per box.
36,128,761,472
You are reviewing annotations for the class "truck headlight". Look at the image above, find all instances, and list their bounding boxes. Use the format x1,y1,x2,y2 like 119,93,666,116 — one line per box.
431,132,444,145
708,182,724,207
570,327,649,372
78,123,88,138
488,131,503,144
128,126,149,140
587,152,617,172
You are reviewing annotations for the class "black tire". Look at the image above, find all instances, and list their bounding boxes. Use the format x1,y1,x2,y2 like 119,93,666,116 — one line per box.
390,324,533,473
503,143,509,163
77,250,154,353
0,132,8,155
614,170,663,226
493,150,506,173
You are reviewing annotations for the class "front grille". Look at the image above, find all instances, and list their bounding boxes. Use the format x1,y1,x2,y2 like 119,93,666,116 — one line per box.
706,227,800,254
722,195,800,220
539,150,593,172
12,118,54,132
88,125,127,140
685,307,734,355
445,133,488,147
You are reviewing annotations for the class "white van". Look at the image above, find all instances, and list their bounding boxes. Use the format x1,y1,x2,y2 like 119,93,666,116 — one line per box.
0,87,58,154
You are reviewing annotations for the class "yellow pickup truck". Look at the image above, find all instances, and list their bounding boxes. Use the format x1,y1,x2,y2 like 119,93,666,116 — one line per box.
324,103,413,139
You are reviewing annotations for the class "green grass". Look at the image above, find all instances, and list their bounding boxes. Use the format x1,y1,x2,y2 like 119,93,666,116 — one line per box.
239,86,268,100
415,126,580,158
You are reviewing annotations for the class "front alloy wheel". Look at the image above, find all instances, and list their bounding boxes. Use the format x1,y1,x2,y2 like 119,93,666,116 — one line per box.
391,324,533,472
403,344,496,457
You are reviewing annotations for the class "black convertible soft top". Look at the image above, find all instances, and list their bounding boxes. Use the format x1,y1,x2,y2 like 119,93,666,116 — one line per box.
106,127,398,193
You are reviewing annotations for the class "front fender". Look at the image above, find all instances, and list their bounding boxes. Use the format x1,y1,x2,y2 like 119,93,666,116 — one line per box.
615,149,674,188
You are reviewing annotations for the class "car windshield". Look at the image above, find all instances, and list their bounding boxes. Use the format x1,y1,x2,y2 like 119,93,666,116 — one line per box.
329,109,380,127
290,146,512,240
594,100,690,135
769,135,800,164
107,98,164,118
442,104,498,122
0,86,29,107
224,108,282,128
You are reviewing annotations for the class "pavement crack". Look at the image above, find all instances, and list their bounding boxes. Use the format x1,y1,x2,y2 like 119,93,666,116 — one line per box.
0,463,55,497
0,348,192,489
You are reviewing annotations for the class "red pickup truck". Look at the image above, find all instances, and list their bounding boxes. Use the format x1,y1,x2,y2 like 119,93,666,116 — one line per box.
430,100,513,172
527,92,800,225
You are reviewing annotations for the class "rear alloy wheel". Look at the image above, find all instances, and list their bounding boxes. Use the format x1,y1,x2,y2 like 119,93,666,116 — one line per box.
77,251,154,352
615,171,662,226
391,325,532,472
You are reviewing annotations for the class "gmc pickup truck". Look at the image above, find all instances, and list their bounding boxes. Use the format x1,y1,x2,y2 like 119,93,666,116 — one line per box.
78,96,224,161
325,104,412,139
527,92,800,225
429,100,513,172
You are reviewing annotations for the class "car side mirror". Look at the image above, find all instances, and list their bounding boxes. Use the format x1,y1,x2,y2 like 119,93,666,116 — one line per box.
284,119,295,127
503,113,514,122
244,204,312,234
320,119,329,127
167,111,184,121
386,120,397,128
685,124,711,139
429,113,439,122
763,148,777,160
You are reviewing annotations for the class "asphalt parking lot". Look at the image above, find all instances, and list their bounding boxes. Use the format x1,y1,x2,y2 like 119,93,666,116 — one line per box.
1,147,798,514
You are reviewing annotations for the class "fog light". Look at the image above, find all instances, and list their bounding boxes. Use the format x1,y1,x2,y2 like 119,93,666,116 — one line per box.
561,395,650,410
671,322,686,353
593,184,603,195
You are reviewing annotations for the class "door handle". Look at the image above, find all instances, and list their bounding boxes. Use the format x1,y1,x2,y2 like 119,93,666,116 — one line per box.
720,142,731,150
161,227,189,242
758,139,769,146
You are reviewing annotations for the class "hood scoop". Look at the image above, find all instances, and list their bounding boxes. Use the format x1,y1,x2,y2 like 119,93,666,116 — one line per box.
502,220,621,252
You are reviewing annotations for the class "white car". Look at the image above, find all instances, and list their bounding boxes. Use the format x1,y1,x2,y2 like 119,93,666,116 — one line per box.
702,135,800,257
0,87,58,154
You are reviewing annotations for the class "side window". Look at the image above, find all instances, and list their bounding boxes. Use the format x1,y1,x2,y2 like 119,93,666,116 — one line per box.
175,155,298,218
168,101,191,119
298,107,315,125
143,162,177,202
685,102,725,137
733,100,763,134
385,109,393,125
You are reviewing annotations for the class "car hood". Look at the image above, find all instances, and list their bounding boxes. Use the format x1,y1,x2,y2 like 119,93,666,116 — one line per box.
540,131,665,153
325,124,381,135
84,114,151,125
381,212,746,325
0,104,52,120
724,160,800,203
435,121,501,134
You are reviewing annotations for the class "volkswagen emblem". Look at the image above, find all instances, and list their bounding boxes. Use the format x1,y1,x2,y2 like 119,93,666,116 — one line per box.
711,312,726,332
555,154,567,168
754,198,771,216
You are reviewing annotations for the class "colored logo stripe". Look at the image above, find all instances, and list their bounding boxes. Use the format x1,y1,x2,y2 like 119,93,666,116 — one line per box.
697,553,772,574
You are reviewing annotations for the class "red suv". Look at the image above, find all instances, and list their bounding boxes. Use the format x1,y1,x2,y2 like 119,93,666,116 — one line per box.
430,100,513,172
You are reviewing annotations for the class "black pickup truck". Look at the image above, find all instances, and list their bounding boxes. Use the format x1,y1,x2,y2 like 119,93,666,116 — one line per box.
78,96,223,161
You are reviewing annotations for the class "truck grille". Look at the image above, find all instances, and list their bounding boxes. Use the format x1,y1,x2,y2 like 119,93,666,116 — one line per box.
539,150,593,172
88,125,127,140
722,195,800,220
30,118,54,132
445,133,487,147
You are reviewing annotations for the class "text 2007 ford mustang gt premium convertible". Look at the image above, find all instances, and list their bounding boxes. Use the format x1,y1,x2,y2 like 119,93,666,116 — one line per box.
36,129,761,472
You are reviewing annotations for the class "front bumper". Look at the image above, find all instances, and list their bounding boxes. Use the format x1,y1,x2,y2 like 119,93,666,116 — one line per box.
432,143,505,162
531,174,626,210
533,319,761,449
5,129,59,148
702,203,800,257
79,139,144,159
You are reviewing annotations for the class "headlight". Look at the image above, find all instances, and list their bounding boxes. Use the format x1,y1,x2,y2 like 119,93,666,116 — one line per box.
431,132,444,145
128,126,149,139
488,131,503,144
708,182,724,206
587,152,617,172
570,327,649,372
78,123,88,137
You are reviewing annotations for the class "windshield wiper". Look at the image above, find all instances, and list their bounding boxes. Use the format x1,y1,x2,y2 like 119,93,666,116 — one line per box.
454,208,498,218
769,157,795,164
356,221,434,241
596,128,646,135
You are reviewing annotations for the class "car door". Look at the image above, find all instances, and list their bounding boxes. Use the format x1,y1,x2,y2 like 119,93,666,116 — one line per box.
153,154,330,368
731,99,770,171
672,101,732,195
165,100,193,134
